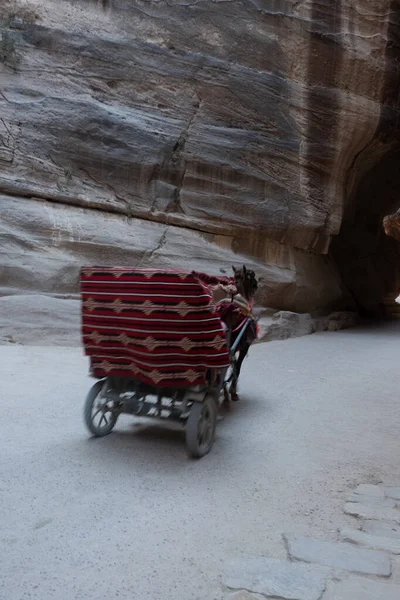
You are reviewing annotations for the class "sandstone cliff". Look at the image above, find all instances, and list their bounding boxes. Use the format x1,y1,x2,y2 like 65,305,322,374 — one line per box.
1,0,400,316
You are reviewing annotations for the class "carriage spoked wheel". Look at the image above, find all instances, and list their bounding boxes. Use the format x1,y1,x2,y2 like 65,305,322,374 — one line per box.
185,394,217,458
84,380,119,437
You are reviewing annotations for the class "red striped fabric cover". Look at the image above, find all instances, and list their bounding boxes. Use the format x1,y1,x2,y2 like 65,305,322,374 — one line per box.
81,267,230,387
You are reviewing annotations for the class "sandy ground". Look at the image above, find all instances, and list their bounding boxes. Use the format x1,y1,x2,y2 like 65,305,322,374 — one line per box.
1,323,400,600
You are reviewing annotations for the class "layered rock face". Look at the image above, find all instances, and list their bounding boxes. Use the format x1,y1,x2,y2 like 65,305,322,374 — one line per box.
1,0,400,314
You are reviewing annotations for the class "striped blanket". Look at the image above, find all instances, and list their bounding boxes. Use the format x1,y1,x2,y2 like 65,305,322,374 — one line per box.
81,267,230,387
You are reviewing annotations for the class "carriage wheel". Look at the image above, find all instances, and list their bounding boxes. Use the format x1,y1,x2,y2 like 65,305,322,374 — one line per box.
185,395,217,458
84,380,119,437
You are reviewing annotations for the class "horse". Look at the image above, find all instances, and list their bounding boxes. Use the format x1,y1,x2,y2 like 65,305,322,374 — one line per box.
216,265,259,403
191,266,259,403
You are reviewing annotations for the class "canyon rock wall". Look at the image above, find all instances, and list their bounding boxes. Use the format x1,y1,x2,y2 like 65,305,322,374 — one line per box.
1,0,399,314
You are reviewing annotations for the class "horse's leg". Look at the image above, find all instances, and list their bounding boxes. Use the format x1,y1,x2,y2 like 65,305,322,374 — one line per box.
221,320,234,410
222,365,231,410
236,343,249,378
229,343,249,401
223,385,231,410
229,358,239,402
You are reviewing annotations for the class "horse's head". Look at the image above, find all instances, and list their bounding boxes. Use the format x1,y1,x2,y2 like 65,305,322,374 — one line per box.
232,265,258,301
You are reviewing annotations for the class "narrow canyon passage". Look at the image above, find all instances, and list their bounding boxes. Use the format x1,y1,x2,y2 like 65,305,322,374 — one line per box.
332,149,400,317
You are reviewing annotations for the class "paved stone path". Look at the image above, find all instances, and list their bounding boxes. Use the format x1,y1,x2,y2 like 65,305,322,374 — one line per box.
2,323,400,600
223,557,329,600
323,577,400,600
221,483,400,599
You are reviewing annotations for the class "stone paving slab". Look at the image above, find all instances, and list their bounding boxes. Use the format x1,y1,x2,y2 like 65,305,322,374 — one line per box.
225,591,265,600
385,486,400,501
340,527,400,554
223,557,330,600
344,501,400,523
284,534,391,576
363,519,400,539
353,484,385,498
323,576,400,600
346,493,396,508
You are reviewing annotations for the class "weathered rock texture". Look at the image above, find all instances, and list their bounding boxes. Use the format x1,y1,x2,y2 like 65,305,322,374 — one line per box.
1,0,400,315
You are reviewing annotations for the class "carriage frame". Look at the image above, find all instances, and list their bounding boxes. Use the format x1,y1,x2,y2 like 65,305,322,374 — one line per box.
81,267,254,457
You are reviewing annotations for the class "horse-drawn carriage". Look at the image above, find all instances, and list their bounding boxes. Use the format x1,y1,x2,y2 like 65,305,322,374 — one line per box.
81,266,258,457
